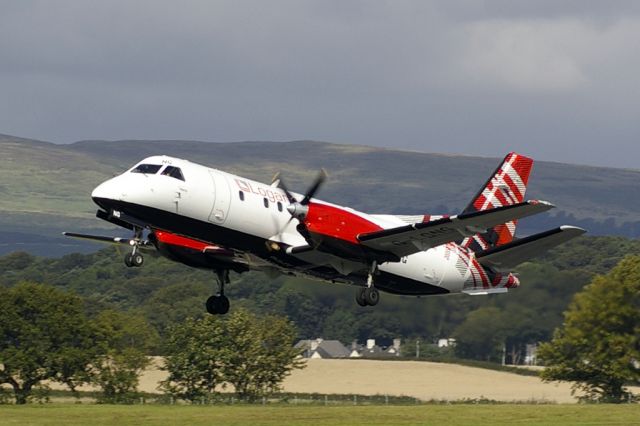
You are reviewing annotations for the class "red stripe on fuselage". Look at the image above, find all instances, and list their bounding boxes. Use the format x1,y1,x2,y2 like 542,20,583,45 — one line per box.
304,203,382,244
154,230,213,252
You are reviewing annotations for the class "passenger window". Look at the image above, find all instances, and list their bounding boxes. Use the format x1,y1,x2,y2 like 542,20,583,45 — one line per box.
161,166,185,181
277,201,283,212
239,191,245,201
131,164,162,174
263,198,269,208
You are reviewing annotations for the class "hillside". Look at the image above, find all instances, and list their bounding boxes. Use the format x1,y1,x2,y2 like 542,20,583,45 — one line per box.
1,133,640,255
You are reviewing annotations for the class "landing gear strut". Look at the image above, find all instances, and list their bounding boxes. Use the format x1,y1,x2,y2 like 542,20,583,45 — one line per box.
124,227,144,268
355,261,380,306
206,270,230,315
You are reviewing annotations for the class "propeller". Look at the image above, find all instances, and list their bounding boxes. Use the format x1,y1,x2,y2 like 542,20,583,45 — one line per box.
279,169,327,221
269,169,327,247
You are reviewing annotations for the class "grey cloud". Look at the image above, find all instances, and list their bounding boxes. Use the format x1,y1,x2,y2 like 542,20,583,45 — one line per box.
0,1,639,168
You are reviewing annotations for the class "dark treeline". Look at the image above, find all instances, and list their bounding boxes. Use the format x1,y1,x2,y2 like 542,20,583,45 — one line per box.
1,235,639,363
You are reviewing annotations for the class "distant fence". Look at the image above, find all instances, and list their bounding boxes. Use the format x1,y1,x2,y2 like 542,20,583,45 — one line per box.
24,390,559,406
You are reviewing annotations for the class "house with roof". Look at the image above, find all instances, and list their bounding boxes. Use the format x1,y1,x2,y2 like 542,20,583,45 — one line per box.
352,338,402,358
295,338,351,359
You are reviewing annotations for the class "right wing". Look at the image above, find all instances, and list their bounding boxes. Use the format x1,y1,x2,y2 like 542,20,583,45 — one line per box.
357,200,554,259
476,226,586,272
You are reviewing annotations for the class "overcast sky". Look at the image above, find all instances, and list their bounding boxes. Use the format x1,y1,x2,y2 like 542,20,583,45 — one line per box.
1,1,640,168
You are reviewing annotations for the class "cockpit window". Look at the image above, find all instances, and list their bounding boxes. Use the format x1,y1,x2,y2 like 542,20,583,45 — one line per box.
161,166,185,181
131,164,162,174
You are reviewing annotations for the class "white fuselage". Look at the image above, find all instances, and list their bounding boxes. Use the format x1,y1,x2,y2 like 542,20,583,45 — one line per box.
91,156,516,296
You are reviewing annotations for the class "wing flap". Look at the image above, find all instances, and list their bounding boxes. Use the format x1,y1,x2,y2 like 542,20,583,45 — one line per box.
286,245,364,275
357,200,553,258
476,226,586,271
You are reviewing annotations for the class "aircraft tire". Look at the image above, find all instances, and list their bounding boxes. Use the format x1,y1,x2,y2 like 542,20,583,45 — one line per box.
124,253,134,268
363,287,379,306
217,295,230,315
206,295,230,315
206,295,218,314
131,253,144,267
355,288,368,307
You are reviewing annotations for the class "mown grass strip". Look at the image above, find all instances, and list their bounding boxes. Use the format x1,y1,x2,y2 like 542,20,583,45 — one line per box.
1,404,639,426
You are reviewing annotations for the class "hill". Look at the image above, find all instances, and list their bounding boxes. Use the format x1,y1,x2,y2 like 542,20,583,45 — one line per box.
1,133,640,255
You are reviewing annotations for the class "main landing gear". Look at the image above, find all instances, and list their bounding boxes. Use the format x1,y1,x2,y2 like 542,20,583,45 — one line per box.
355,261,380,307
124,227,144,268
206,270,230,315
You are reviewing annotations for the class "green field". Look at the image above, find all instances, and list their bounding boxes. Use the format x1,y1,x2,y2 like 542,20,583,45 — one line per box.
1,405,639,426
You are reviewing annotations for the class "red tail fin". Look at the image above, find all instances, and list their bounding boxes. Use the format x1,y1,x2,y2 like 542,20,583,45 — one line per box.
461,152,534,251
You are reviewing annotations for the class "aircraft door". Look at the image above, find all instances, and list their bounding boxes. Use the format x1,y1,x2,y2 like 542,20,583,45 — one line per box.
208,171,231,224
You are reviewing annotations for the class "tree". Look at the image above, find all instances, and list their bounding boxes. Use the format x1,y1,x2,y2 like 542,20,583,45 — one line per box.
281,291,328,338
222,310,304,401
0,251,35,271
160,316,229,403
91,310,158,403
161,310,304,402
452,307,507,362
142,282,209,335
538,256,640,402
0,283,98,404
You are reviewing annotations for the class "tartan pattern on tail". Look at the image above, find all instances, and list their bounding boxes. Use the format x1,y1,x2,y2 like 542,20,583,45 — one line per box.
460,152,533,252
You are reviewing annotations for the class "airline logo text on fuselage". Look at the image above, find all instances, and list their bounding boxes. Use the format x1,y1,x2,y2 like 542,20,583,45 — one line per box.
235,179,288,203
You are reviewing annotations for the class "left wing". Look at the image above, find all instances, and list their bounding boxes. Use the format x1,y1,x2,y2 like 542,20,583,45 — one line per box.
357,200,553,258
62,232,155,250
64,231,246,270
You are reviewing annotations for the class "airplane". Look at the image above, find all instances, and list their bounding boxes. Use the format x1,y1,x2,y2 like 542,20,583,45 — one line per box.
65,151,585,315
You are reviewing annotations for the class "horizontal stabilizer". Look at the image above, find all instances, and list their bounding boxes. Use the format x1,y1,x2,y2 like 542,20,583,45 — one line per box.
462,288,509,295
358,200,554,258
476,226,586,272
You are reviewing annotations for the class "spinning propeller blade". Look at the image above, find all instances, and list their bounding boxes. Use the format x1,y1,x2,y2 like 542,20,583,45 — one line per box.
277,178,298,204
301,169,327,205
277,169,327,221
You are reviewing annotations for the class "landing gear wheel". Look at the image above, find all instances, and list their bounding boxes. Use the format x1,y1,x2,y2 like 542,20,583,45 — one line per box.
206,270,231,315
363,287,379,306
124,252,144,267
131,253,144,267
216,295,230,315
355,288,368,307
206,295,217,314
355,287,380,306
356,261,381,307
206,295,230,315
124,227,145,268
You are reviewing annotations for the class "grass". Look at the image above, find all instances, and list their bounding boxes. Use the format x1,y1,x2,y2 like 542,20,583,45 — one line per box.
0,404,639,425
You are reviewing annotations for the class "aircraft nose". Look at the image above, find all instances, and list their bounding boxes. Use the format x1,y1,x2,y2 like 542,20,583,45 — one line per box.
91,177,127,207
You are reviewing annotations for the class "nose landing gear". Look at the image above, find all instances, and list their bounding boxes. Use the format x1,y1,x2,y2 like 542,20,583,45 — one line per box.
124,227,145,268
206,270,231,315
124,251,144,267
